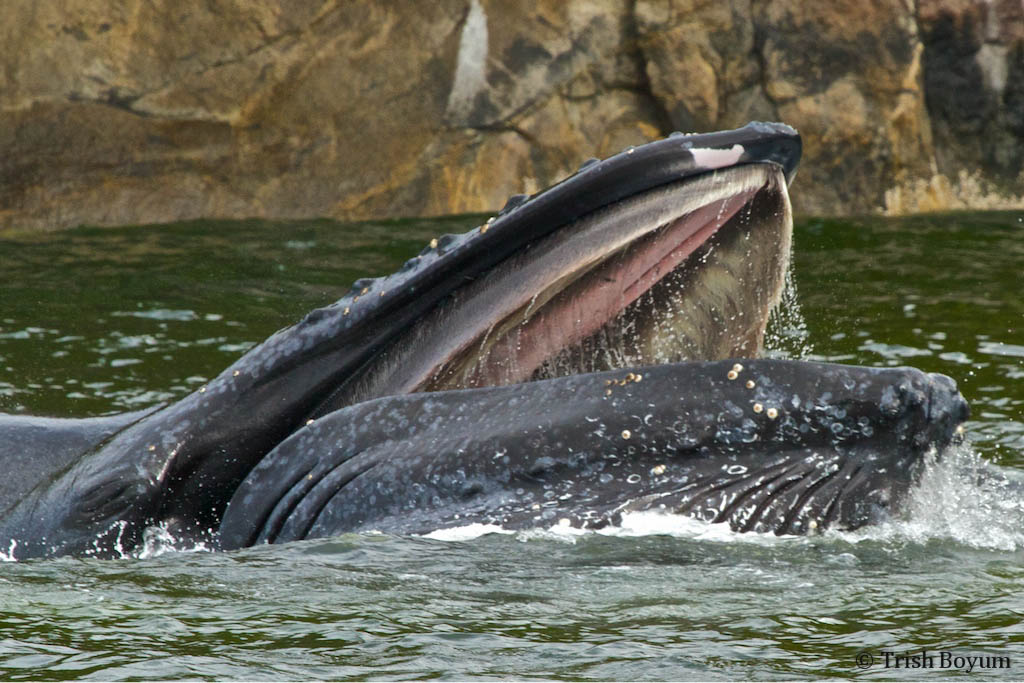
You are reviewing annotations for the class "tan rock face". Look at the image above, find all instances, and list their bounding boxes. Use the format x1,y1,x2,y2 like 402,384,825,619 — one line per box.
636,0,763,132
1,2,467,230
761,0,939,214
1,0,1022,232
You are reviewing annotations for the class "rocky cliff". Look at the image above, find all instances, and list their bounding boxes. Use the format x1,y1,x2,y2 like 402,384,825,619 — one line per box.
2,0,1022,232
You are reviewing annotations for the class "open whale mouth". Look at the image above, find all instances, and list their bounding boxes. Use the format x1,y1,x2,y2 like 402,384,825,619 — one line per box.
0,123,973,560
207,126,964,547
187,122,962,543
336,163,792,406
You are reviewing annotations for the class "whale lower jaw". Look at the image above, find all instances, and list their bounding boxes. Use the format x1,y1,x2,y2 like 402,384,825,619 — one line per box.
218,360,969,548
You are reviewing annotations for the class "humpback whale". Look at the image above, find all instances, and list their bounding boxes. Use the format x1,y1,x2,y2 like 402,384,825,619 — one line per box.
0,123,969,559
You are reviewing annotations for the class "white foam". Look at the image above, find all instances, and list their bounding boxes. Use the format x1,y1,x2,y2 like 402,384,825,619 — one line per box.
133,524,213,559
421,523,512,542
0,539,17,562
418,511,794,546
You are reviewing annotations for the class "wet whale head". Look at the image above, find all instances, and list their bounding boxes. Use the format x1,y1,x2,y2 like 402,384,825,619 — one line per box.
0,123,970,559
219,360,968,548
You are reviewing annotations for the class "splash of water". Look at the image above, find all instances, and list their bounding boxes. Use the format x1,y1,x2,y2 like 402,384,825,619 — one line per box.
890,444,1024,551
135,523,213,559
764,267,813,360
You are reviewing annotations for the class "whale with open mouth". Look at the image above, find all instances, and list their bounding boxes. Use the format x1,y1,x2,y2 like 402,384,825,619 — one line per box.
0,123,969,559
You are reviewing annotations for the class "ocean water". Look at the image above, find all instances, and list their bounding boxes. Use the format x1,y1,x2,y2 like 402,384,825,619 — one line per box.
0,212,1021,680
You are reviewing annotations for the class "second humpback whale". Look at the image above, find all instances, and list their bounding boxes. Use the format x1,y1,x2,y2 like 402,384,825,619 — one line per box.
0,123,969,559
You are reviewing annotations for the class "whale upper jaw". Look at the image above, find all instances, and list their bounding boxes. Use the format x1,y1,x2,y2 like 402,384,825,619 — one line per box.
338,162,793,408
